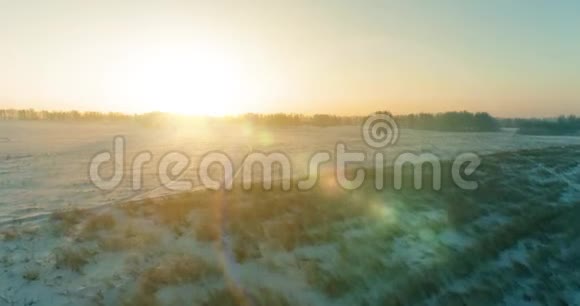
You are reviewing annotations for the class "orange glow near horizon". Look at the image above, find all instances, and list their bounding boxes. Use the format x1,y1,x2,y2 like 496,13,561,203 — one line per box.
1,2,580,117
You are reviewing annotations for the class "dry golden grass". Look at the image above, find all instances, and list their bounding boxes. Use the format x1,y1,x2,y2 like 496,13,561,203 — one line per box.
203,288,242,306
194,219,220,242
22,266,40,281
98,230,160,252
121,254,220,305
136,193,217,227
120,292,160,306
138,254,219,292
54,246,95,272
84,212,116,232
203,287,295,306
0,228,19,241
233,232,262,263
52,208,89,235
52,207,87,223
77,212,116,241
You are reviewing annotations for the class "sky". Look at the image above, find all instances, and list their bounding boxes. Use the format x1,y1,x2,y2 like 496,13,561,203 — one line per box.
0,0,579,117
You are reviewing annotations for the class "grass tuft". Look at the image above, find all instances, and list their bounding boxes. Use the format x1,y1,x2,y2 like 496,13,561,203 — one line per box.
138,254,220,293
84,213,116,232
54,246,95,272
52,208,88,235
22,267,40,281
0,229,19,241
78,212,116,241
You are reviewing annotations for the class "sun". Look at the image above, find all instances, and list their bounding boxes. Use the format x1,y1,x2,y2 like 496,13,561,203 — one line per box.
104,42,256,115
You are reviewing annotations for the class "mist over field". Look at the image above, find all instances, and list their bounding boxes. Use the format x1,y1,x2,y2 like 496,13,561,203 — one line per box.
2,0,580,305
2,118,580,305
1,118,579,223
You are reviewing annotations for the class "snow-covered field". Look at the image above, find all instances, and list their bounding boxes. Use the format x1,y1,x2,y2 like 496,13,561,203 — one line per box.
1,121,580,306
2,120,580,224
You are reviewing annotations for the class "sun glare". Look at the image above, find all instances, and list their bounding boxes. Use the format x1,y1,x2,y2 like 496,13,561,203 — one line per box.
104,43,257,115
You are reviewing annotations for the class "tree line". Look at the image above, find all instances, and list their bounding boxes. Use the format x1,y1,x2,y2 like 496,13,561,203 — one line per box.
0,109,132,121
1,108,502,132
387,111,500,132
502,115,580,135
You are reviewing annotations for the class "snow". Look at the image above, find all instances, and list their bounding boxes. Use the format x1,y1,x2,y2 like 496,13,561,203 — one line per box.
2,121,580,224
2,121,580,306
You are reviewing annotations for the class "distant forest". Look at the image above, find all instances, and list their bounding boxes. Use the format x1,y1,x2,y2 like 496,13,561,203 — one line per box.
0,108,502,132
383,111,500,132
0,109,132,122
501,115,580,135
8,108,580,135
